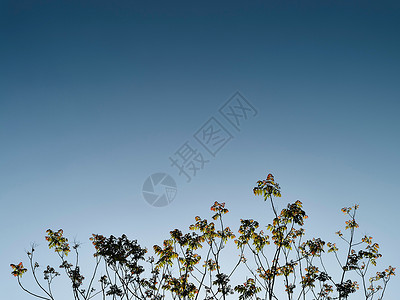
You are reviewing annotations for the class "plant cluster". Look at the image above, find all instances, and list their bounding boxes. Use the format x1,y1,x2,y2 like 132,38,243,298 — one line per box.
11,174,395,299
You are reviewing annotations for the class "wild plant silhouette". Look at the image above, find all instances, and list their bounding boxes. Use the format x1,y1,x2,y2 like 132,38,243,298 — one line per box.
11,173,395,299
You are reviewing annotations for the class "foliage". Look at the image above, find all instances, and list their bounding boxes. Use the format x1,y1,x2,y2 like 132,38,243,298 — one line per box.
11,173,395,299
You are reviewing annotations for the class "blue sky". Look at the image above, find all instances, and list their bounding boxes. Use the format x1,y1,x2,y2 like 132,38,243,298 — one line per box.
1,1,399,299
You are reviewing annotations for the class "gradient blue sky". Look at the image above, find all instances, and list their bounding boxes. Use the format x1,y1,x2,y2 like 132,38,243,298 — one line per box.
1,1,399,299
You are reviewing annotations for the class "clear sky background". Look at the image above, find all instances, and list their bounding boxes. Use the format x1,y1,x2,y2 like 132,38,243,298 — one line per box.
1,1,399,299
